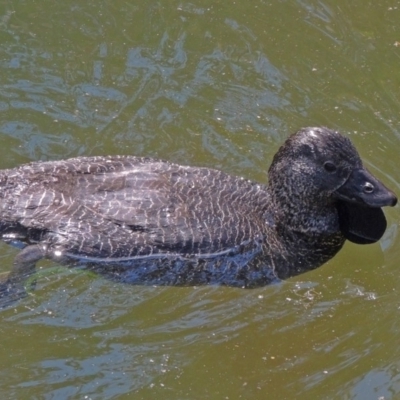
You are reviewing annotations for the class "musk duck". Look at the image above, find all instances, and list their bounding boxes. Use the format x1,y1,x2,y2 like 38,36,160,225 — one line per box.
0,127,396,305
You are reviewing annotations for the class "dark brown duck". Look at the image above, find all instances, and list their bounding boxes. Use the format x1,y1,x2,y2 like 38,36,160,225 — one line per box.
0,127,397,304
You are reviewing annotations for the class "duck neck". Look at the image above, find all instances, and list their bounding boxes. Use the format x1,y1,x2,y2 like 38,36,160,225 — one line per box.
277,196,339,234
265,191,345,276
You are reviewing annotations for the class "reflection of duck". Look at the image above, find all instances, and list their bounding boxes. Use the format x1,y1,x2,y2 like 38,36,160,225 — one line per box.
0,127,397,303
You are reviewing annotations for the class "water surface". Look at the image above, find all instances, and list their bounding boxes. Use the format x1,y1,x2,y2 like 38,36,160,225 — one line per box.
0,1,399,399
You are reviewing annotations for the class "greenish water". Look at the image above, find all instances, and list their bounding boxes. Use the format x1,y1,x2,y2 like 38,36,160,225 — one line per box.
0,1,399,399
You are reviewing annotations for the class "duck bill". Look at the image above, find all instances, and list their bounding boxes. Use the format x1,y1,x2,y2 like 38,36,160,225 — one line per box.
335,168,397,208
334,168,397,245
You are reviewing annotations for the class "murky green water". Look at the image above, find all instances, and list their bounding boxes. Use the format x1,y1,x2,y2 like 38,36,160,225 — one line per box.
0,1,399,399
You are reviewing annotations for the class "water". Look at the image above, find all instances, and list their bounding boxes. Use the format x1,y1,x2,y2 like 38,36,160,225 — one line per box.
0,1,399,399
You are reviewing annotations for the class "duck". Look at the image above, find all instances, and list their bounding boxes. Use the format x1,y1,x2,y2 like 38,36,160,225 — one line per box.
0,127,396,305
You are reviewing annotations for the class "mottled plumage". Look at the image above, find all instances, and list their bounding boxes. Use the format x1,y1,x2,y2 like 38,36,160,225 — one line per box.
0,127,396,304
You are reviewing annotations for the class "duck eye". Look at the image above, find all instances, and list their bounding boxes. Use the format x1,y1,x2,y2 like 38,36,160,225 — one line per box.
324,161,337,173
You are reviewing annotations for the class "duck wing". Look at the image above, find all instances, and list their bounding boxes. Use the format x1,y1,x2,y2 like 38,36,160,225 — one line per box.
0,156,268,259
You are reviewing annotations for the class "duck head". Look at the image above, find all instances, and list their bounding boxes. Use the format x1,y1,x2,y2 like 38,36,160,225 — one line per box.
268,127,397,244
